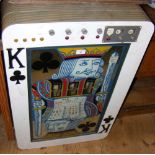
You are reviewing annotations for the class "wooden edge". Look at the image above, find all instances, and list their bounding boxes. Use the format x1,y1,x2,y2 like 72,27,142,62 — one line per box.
0,42,14,140
118,104,155,118
141,4,155,41
8,0,151,4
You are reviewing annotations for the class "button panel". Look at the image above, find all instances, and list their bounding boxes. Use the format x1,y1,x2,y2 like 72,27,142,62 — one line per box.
12,26,141,43
103,26,141,42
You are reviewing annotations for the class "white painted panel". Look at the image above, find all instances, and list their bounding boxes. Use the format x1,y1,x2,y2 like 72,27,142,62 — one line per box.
2,21,154,149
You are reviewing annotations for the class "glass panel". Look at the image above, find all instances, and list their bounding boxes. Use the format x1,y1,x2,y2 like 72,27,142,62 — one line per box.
27,44,130,141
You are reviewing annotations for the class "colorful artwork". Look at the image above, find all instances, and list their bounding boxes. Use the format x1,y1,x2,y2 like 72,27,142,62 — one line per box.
28,45,128,141
52,58,104,80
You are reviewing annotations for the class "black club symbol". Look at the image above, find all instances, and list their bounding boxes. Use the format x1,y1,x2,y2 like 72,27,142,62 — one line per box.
78,121,96,132
10,70,25,84
32,52,60,73
104,115,114,124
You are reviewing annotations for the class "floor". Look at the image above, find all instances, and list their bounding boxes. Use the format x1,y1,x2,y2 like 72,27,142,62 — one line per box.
0,112,155,153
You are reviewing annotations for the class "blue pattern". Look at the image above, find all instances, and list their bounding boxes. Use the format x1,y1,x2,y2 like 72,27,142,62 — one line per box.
52,58,104,80
52,59,78,79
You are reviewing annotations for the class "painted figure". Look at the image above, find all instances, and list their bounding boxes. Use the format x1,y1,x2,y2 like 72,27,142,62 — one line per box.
31,46,121,139
52,58,104,80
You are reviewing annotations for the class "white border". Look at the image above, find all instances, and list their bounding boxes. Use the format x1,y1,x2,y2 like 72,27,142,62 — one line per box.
2,21,154,149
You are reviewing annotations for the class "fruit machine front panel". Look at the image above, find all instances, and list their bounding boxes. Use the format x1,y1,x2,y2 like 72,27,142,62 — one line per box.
2,2,154,149
27,44,129,141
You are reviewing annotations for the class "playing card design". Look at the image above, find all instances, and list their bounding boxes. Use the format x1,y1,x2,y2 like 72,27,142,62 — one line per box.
23,44,132,141
10,70,25,84
7,48,25,69
99,115,114,133
52,58,104,80
4,39,132,144
32,52,60,73
6,48,26,86
1,3,153,147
